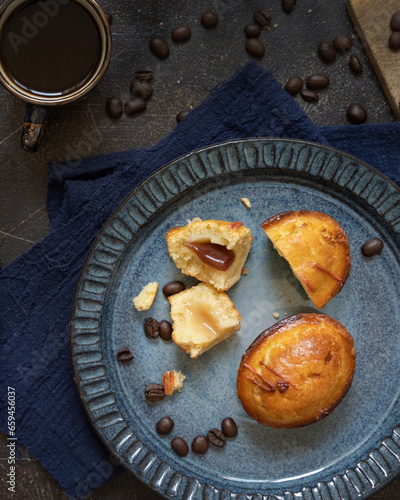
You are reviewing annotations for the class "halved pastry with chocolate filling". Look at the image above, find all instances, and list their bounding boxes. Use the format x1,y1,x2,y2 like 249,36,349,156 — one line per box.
261,210,351,309
169,282,242,358
237,313,357,428
166,219,253,291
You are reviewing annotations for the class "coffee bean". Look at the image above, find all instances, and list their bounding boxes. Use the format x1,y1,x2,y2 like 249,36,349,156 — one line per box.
246,38,265,58
284,75,303,95
201,10,218,28
145,384,165,402
300,89,319,102
130,79,153,100
104,12,112,25
176,110,190,123
349,54,363,74
389,31,400,50
207,428,226,447
171,25,191,42
134,69,153,80
221,417,238,437
191,435,209,454
244,23,261,38
306,74,330,90
390,10,400,31
149,36,170,59
159,320,173,341
156,416,174,435
253,7,271,27
144,318,160,339
347,103,367,124
171,437,189,456
106,97,123,118
116,348,134,362
361,238,383,257
282,0,296,14
318,41,336,62
125,98,146,115
163,281,185,297
333,35,352,52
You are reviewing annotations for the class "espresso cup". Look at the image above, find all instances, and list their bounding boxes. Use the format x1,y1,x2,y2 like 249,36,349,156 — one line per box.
0,0,111,151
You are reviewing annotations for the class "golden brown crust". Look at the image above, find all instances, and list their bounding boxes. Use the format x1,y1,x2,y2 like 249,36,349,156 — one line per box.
237,313,356,428
261,210,351,309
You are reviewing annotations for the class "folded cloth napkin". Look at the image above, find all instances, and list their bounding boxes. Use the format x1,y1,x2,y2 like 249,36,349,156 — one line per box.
1,60,399,499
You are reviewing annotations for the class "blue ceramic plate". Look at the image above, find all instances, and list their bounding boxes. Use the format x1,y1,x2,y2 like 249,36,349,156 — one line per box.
70,139,400,500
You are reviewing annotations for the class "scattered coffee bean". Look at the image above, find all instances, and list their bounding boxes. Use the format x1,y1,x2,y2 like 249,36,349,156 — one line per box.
130,79,153,100
171,25,191,42
159,320,173,341
201,10,218,28
176,110,190,123
106,97,123,118
318,41,336,62
282,0,296,14
361,238,383,257
192,435,209,454
245,38,265,57
284,75,303,95
171,437,189,456
389,31,400,50
390,10,400,31
104,12,112,25
207,428,226,447
221,418,238,437
149,36,170,59
333,35,352,52
144,318,160,339
300,89,319,102
349,54,363,74
347,103,367,124
244,23,261,38
116,348,134,362
125,98,146,115
156,416,174,435
163,281,185,297
145,383,165,402
306,74,330,90
134,69,153,80
253,7,271,27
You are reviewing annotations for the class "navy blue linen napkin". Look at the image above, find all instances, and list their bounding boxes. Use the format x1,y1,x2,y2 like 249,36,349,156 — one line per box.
1,60,399,499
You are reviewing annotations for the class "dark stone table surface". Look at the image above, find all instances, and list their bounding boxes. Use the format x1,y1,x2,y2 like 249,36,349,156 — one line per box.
0,0,399,499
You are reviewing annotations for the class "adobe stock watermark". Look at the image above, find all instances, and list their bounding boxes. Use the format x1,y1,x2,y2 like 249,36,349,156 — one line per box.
6,0,69,54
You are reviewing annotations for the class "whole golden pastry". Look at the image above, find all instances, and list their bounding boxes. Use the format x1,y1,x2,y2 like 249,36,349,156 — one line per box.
237,313,357,428
261,210,351,309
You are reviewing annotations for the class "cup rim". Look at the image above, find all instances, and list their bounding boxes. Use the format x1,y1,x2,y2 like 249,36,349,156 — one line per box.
0,0,112,106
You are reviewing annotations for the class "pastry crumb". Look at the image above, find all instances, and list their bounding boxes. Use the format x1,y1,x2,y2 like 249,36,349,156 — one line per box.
242,268,248,275
187,217,202,224
273,23,278,28
308,9,312,13
241,197,251,209
162,370,186,395
133,282,158,311
273,312,280,319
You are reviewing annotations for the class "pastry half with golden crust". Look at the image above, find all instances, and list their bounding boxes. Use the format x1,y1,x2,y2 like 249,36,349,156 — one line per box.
169,282,241,358
237,313,356,428
261,210,351,309
166,219,253,292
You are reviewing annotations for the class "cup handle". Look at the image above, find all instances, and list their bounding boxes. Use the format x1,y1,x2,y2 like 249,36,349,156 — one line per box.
21,103,51,152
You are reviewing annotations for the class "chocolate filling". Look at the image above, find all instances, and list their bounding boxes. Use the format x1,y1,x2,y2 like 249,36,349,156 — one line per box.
185,242,235,271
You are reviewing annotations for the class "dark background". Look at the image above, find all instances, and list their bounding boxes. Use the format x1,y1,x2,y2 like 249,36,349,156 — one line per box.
0,0,399,499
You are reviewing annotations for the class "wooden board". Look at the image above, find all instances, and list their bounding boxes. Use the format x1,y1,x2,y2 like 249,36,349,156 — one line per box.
347,0,400,120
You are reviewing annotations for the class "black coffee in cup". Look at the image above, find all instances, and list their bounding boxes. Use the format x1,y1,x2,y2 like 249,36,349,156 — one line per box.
0,0,102,96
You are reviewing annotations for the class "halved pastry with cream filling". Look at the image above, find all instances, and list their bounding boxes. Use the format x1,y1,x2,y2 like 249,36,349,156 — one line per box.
261,210,351,309
166,219,253,291
169,282,241,358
